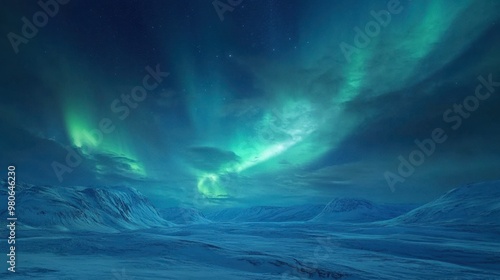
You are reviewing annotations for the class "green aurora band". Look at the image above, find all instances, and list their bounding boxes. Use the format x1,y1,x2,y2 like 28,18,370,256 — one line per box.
50,0,497,201
191,0,496,199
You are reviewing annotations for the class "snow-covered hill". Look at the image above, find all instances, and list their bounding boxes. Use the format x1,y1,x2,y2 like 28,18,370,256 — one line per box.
0,181,169,232
2,181,500,278
389,180,500,226
206,200,412,223
159,207,211,224
311,198,413,223
206,204,324,222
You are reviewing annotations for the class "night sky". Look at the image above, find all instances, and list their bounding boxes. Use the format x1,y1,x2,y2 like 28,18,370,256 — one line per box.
1,0,499,208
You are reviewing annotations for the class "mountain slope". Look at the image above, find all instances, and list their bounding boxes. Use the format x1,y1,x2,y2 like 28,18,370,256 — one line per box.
311,198,413,223
0,181,170,232
206,205,324,222
389,180,500,226
160,207,211,224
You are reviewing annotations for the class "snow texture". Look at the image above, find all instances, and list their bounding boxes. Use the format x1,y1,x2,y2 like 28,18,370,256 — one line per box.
1,181,499,279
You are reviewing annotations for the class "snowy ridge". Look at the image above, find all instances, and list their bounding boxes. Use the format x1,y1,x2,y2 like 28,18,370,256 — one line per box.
206,205,324,222
159,207,211,224
0,181,170,232
320,198,375,212
388,180,500,226
312,198,413,223
206,200,411,223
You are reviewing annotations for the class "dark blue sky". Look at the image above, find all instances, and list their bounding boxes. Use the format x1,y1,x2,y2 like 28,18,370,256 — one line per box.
1,0,499,208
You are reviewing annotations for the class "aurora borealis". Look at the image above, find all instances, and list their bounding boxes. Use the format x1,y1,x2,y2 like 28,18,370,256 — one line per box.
1,0,500,208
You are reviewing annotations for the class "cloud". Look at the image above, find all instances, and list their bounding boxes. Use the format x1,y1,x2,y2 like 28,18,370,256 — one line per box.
89,152,147,181
185,146,241,173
